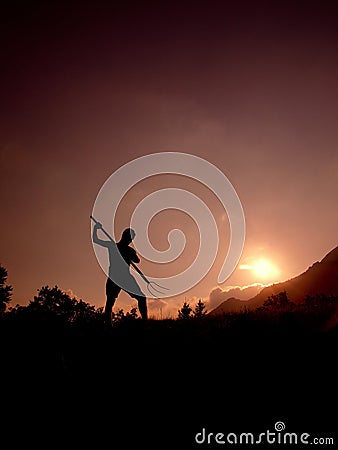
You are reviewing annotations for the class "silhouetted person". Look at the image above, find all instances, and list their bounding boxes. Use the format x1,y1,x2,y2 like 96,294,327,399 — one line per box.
93,223,148,326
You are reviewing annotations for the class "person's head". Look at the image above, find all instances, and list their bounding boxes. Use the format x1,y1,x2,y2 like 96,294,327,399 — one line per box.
121,228,136,244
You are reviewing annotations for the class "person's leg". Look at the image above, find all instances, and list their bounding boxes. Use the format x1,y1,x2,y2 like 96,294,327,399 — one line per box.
124,274,148,320
105,278,120,326
135,294,148,321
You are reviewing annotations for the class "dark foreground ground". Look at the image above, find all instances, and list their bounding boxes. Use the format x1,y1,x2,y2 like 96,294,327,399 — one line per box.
1,312,337,448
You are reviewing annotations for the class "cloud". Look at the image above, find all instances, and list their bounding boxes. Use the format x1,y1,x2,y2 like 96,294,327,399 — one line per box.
147,298,170,318
206,284,265,311
64,288,80,300
238,264,253,270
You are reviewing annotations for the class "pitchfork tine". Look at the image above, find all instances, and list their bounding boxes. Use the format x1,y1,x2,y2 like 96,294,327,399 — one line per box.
147,284,160,298
148,283,166,295
152,282,170,291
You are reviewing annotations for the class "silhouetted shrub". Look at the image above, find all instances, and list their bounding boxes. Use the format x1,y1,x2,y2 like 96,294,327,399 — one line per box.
111,307,138,325
0,265,12,314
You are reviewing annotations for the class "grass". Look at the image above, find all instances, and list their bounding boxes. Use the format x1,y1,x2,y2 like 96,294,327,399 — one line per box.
1,300,337,448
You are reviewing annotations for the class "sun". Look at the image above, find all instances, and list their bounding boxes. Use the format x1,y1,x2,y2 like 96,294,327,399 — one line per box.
239,257,280,281
253,259,275,278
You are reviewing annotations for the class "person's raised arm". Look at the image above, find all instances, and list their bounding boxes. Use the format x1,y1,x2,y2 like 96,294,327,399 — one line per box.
92,222,110,247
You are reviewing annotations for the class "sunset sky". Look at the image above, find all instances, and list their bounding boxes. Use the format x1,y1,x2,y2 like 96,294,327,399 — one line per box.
1,1,337,317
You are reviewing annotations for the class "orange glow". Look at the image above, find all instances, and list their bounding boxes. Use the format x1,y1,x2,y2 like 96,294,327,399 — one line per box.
239,258,280,282
253,259,279,278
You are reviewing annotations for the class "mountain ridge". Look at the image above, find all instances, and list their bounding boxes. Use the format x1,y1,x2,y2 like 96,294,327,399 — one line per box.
209,245,338,315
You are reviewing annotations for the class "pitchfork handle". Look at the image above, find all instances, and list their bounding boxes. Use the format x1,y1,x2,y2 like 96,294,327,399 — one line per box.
90,215,150,284
90,215,115,242
129,261,150,284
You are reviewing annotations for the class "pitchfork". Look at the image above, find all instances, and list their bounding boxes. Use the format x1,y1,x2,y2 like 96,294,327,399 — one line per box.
90,215,169,298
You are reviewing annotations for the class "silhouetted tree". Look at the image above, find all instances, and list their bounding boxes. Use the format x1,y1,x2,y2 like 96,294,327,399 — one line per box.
23,285,99,324
193,299,207,318
177,301,192,320
303,293,338,309
260,291,294,311
0,265,12,314
302,294,337,324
